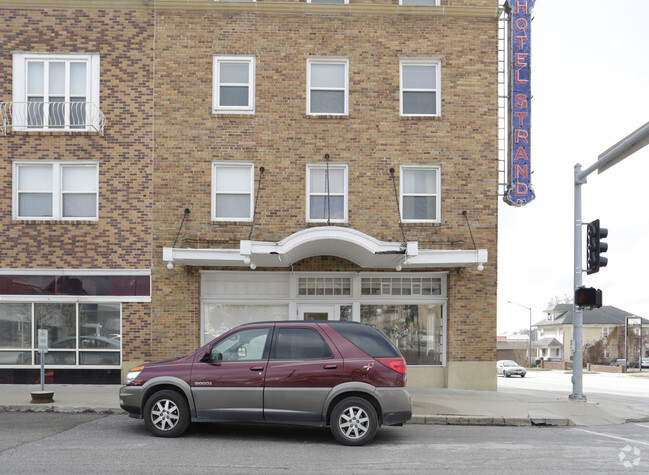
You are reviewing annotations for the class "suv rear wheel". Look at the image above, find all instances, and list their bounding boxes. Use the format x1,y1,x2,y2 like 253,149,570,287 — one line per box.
143,390,190,438
330,397,378,446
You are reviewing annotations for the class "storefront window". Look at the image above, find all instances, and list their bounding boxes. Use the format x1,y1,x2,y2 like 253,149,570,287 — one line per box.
202,304,289,344
0,302,121,367
0,303,32,365
361,304,443,365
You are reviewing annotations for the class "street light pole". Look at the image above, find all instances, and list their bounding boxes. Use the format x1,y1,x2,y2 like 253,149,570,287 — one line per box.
508,300,532,367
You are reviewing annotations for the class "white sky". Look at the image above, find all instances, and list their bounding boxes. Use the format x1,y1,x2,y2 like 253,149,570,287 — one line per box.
498,0,649,333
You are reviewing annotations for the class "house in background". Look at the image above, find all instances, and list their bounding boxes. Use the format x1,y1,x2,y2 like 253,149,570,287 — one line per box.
533,304,649,365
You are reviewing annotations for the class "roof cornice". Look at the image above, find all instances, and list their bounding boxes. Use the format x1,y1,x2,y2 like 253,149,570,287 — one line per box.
0,0,502,18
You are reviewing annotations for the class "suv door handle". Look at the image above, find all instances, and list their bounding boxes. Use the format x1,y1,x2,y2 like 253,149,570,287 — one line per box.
323,364,338,370
250,366,264,371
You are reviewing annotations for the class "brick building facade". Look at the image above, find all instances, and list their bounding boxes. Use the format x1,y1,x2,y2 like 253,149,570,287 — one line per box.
1,0,499,390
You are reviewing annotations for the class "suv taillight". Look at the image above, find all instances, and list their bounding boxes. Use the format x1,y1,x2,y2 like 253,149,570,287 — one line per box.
377,357,407,375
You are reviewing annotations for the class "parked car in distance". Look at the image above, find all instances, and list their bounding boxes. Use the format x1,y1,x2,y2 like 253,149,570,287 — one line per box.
120,320,412,446
642,358,649,369
610,359,626,366
497,360,527,378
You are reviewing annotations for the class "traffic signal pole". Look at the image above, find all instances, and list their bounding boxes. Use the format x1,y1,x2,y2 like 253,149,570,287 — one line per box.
571,120,649,401
572,164,586,400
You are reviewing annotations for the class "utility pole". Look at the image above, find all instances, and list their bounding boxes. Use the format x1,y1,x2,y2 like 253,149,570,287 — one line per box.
572,121,649,400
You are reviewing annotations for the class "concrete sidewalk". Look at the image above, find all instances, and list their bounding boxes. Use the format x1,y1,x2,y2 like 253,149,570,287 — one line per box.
1,384,648,427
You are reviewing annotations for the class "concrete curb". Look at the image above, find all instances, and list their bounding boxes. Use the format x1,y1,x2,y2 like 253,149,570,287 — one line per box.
0,405,126,415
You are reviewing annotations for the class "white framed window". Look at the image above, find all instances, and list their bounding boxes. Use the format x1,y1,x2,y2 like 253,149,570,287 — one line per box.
13,162,99,220
400,59,441,116
307,57,348,116
400,165,440,223
400,0,439,5
12,53,100,132
212,162,254,221
306,163,348,223
213,56,255,114
308,0,347,3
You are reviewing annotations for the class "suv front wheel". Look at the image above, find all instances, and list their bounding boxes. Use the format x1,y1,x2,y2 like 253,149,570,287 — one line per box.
330,397,378,446
143,390,190,438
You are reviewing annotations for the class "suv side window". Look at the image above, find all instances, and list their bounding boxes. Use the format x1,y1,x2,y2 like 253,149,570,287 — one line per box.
210,327,270,362
329,322,401,358
272,328,333,360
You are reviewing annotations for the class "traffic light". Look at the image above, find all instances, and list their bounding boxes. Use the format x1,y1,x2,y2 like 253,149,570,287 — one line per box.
586,219,608,275
575,287,602,309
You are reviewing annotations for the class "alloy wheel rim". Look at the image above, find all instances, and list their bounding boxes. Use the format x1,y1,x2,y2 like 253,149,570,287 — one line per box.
339,406,369,439
151,399,180,431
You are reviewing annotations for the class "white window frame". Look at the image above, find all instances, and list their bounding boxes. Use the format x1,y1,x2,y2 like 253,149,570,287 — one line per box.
13,161,99,221
400,165,441,223
12,53,100,132
399,0,439,5
306,57,349,116
211,162,254,222
306,163,348,223
400,58,441,117
212,56,255,114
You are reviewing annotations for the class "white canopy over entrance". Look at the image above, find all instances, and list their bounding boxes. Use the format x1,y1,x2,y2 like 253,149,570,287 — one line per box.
163,226,487,270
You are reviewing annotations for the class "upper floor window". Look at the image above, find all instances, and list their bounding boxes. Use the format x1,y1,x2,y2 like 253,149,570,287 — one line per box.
12,53,101,132
212,163,254,221
14,162,99,220
400,59,441,117
306,163,348,223
307,58,348,116
213,56,255,114
400,165,440,223
400,0,439,4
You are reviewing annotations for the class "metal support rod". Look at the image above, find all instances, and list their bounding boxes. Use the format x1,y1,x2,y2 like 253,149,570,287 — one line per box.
571,163,586,400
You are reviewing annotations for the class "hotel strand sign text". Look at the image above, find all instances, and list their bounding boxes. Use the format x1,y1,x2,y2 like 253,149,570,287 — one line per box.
504,0,535,206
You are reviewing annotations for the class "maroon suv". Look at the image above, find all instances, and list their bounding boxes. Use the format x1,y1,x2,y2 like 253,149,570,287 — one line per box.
120,320,411,445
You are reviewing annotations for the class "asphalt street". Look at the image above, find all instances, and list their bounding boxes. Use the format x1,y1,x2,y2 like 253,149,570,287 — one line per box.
1,412,648,473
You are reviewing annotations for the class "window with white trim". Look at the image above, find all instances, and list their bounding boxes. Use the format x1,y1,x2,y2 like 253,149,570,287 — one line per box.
212,163,254,221
306,163,348,222
308,0,347,3
14,162,98,220
400,59,441,116
0,302,121,367
400,165,440,222
12,53,100,132
400,0,439,5
213,56,255,114
307,58,348,115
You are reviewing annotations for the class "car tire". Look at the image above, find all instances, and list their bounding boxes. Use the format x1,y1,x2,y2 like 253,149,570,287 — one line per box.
521,374,526,378
330,397,378,446
503,370,510,378
143,389,190,438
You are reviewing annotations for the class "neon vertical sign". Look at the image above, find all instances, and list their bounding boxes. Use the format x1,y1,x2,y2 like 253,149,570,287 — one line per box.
504,0,536,206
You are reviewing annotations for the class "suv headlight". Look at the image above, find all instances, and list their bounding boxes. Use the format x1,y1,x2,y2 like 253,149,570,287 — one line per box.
126,364,145,385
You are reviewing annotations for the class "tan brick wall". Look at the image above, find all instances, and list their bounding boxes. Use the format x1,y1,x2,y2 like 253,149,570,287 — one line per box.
152,9,499,362
0,8,154,269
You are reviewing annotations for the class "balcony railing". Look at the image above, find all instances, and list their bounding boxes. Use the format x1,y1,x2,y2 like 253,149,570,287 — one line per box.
1,101,106,136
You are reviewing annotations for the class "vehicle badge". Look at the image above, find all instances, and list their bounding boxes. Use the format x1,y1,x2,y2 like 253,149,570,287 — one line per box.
363,362,374,371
